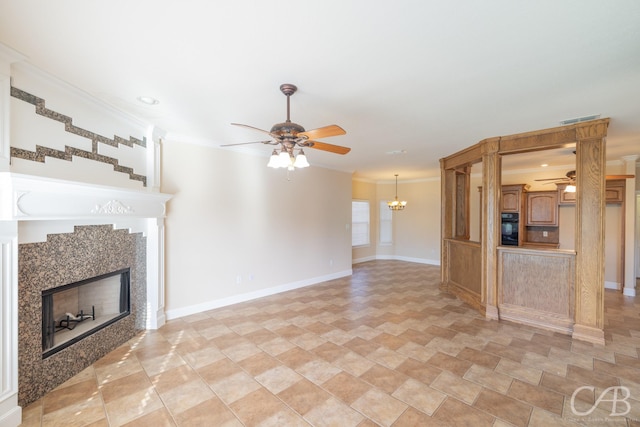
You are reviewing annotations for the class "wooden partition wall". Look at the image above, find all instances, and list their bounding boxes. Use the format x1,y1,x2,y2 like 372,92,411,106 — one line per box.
440,119,609,344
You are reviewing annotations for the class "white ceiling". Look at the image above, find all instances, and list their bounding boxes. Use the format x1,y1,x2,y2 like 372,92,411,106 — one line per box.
1,1,639,181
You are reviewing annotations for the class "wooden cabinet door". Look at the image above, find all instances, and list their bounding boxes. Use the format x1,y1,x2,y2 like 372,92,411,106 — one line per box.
526,191,558,226
501,188,520,212
557,180,625,204
501,184,528,212
605,180,624,203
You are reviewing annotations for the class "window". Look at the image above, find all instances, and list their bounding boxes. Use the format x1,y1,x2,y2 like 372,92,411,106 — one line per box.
352,200,370,246
379,201,392,244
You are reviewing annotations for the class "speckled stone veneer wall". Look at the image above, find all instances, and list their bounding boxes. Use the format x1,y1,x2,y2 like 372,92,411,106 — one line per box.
18,225,146,406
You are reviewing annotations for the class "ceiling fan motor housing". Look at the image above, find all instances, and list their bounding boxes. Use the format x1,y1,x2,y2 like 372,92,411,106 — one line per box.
270,122,306,138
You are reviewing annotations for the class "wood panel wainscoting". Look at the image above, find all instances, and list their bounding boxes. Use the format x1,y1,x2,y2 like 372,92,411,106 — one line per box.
498,247,575,334
442,239,482,312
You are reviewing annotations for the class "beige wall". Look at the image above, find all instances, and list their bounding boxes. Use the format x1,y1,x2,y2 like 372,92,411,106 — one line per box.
352,178,441,265
161,140,353,317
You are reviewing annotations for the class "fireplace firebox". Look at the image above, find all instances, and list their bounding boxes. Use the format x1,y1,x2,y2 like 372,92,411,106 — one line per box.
41,268,131,358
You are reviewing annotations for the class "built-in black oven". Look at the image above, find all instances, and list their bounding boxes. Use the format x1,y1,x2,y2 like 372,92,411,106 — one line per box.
501,213,519,246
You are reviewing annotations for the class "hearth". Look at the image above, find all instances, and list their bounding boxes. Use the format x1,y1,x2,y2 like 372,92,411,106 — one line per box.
42,268,130,358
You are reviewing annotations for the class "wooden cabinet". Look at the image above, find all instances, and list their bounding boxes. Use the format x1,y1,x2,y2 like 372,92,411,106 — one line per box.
605,180,624,203
557,180,625,205
501,184,528,212
526,191,558,226
557,185,576,205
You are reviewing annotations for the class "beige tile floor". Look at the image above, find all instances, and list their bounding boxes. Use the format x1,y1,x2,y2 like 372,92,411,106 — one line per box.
19,260,640,426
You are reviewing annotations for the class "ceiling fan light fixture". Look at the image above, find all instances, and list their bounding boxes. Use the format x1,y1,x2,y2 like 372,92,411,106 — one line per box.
267,150,280,168
293,150,309,168
278,151,292,168
388,174,407,211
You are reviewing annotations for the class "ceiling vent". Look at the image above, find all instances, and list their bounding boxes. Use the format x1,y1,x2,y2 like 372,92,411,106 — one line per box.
559,114,601,125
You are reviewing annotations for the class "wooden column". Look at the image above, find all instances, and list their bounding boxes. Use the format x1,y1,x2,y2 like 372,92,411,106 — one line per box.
481,138,501,320
572,121,608,345
440,161,455,286
622,155,638,297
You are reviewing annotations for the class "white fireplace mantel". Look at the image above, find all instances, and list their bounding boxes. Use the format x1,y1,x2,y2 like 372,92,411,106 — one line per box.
0,172,171,427
0,172,171,221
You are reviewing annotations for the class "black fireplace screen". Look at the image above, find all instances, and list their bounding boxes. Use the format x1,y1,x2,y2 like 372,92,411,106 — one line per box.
42,268,130,358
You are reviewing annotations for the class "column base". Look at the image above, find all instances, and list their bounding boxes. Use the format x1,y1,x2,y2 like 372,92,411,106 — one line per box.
572,323,605,346
485,304,499,321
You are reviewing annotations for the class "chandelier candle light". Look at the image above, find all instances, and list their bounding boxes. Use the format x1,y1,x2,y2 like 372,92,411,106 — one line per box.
388,174,407,210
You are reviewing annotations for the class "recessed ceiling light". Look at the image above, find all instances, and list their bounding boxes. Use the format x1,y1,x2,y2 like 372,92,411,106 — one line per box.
136,96,159,106
541,163,548,167
386,149,407,155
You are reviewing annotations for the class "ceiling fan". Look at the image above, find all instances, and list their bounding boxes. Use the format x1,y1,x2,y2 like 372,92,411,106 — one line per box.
221,84,350,169
535,170,635,185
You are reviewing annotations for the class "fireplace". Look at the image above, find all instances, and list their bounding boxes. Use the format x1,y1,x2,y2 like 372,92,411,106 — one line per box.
42,268,131,358
17,225,147,406
0,54,172,426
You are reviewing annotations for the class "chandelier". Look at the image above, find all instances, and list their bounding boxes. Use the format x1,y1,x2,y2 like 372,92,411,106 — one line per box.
267,148,309,170
388,174,407,210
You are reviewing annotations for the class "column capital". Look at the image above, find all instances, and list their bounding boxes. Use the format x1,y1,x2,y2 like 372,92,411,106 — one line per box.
480,137,500,155
575,118,609,141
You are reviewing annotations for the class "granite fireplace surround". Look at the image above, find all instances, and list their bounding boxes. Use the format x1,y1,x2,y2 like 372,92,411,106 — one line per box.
18,225,146,406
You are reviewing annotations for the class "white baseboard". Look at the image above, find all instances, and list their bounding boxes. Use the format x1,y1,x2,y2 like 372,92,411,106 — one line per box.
165,269,352,320
0,405,21,427
623,287,636,297
352,256,376,264
353,255,440,266
393,255,440,266
604,281,621,290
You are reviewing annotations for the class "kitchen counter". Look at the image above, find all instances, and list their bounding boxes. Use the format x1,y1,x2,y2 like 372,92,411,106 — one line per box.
497,245,576,334
499,245,574,254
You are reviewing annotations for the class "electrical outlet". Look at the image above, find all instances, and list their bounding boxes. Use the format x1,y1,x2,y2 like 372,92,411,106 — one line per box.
543,231,548,237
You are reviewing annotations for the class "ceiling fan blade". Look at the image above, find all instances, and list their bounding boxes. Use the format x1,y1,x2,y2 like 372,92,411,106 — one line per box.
308,140,351,155
231,123,274,136
298,125,346,140
535,177,567,181
606,174,635,179
220,140,272,147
